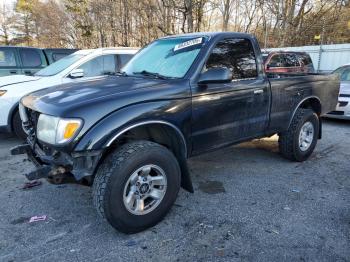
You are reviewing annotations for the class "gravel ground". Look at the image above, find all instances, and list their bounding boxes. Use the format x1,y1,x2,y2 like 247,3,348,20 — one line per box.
0,119,349,262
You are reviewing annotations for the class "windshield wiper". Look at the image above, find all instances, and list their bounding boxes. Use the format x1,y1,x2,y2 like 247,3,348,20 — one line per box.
132,70,170,79
114,71,128,77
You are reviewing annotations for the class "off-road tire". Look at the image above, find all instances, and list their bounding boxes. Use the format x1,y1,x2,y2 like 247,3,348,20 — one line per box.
92,140,181,234
279,108,319,162
13,111,27,140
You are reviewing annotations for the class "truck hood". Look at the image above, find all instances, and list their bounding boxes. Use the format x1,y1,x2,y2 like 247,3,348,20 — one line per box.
0,75,41,88
21,76,188,117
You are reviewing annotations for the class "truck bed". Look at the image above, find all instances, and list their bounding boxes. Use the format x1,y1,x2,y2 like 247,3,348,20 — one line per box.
267,72,340,132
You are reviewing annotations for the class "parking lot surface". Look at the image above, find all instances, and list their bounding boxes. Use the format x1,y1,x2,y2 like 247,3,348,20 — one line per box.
0,119,349,262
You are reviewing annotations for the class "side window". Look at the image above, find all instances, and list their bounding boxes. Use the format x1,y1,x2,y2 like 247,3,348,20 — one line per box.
78,56,103,77
102,55,117,75
341,68,350,81
262,53,269,63
300,54,313,69
19,49,43,67
77,55,116,77
268,54,283,68
119,54,133,68
205,38,257,79
0,49,17,67
284,54,299,67
52,53,68,62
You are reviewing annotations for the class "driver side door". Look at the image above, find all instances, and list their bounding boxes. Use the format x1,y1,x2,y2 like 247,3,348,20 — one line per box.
191,38,270,154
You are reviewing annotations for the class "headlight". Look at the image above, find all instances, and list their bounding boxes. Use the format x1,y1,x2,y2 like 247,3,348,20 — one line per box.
37,114,82,144
0,90,7,96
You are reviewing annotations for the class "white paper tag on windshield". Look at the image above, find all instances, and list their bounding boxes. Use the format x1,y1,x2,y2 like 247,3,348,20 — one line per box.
174,37,203,52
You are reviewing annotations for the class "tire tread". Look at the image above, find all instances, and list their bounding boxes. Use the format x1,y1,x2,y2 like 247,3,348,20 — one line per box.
279,108,317,161
92,141,163,219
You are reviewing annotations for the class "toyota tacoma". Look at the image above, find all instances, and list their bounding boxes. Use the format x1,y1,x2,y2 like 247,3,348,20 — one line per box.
11,32,340,233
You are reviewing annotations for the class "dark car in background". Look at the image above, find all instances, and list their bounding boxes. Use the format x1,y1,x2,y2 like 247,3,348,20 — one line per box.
0,46,78,77
263,51,314,74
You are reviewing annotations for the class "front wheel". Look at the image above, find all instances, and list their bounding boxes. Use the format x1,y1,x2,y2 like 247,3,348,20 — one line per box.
92,141,181,233
279,108,319,162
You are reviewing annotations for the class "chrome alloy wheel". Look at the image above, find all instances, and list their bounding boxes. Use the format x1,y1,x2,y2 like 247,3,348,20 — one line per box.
123,164,167,215
298,121,314,151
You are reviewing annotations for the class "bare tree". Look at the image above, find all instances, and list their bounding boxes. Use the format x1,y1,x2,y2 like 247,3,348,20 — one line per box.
2,0,349,48
0,3,14,45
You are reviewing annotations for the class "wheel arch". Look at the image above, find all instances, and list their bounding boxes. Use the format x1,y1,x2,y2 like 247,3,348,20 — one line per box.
288,96,322,138
106,120,188,157
288,96,321,127
98,120,194,193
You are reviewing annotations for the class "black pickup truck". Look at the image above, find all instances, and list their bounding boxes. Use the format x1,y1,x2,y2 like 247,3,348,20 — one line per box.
12,32,339,233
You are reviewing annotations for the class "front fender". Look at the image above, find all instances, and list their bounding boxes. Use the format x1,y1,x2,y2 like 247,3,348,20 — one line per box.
73,100,194,192
74,100,192,153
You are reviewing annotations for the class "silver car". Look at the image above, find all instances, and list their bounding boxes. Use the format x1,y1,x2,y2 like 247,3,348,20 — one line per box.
326,65,350,119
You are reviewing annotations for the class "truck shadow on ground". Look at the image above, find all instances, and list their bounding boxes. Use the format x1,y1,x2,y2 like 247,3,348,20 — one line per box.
322,117,350,128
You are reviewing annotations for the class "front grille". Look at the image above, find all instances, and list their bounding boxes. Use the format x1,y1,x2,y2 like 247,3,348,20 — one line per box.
22,106,40,137
339,101,348,108
28,109,40,130
21,107,53,155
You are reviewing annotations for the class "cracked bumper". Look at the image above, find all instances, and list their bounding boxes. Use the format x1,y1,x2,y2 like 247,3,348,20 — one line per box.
11,140,103,181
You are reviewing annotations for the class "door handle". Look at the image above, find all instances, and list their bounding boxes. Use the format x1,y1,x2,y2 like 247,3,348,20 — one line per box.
24,71,31,75
10,70,17,74
253,89,264,94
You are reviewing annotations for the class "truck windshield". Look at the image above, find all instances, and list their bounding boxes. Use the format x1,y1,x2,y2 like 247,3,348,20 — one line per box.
122,37,207,79
35,53,85,77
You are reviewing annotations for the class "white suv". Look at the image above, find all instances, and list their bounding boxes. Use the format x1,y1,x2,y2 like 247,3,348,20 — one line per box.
0,47,138,138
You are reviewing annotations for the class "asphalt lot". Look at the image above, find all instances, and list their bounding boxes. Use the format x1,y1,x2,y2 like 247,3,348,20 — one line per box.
0,119,349,262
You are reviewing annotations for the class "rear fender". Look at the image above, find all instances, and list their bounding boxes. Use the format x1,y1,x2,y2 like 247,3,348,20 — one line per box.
287,96,321,128
287,96,322,139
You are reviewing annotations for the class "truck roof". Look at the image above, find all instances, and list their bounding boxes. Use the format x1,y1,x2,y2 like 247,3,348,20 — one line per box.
160,31,255,39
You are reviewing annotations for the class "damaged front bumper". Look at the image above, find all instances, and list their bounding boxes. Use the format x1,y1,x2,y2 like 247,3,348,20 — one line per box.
10,139,103,181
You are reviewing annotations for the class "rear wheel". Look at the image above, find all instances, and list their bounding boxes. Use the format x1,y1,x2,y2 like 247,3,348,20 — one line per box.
12,111,27,140
279,108,319,162
92,141,181,233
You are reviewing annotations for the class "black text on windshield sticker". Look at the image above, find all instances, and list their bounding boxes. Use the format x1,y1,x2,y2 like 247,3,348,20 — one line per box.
174,37,203,52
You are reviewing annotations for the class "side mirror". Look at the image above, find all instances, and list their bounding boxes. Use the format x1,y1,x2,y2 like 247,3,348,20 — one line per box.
198,67,232,84
69,68,84,79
